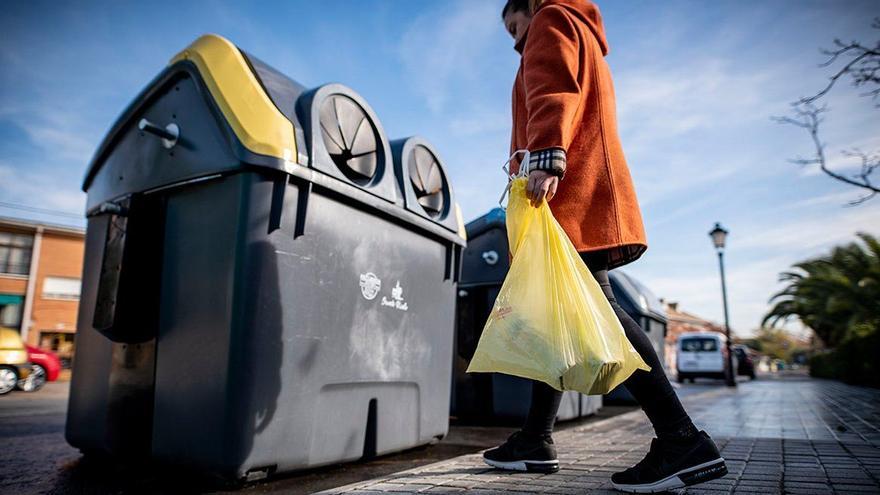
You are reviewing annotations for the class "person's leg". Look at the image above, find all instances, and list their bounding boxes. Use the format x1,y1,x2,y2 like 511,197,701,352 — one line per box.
519,250,696,441
582,253,697,441
482,304,566,472
483,378,561,473
522,379,564,438
581,251,727,491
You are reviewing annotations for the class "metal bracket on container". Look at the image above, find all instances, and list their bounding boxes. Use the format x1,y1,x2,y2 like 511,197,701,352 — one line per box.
138,118,179,149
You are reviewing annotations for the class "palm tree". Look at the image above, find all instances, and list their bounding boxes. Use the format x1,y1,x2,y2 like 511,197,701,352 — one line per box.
763,232,880,347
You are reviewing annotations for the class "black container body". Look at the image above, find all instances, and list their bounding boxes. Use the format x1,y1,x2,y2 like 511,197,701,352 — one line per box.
67,57,461,481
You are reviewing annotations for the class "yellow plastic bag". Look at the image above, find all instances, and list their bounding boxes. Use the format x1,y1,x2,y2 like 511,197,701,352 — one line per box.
465,175,650,395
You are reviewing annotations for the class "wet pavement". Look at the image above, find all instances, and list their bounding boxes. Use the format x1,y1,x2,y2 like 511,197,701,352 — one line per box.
0,381,631,494
4,374,876,494
316,374,880,494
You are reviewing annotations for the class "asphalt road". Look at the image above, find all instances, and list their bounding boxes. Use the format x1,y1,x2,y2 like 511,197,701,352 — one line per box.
0,376,738,495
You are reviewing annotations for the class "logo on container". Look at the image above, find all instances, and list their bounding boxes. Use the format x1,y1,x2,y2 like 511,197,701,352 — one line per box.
359,272,381,300
381,281,409,311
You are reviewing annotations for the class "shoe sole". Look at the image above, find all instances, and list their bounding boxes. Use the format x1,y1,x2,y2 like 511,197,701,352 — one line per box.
482,457,560,473
611,457,727,493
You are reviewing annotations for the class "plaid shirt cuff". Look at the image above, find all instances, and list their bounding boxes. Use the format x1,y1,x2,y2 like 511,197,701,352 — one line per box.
528,147,566,178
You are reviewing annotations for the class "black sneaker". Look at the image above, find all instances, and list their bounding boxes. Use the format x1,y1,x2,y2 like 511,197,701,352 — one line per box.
611,431,727,493
482,430,560,473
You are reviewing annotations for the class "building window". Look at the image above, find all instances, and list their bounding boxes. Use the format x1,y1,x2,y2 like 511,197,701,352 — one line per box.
39,331,76,368
42,276,82,300
0,232,34,276
0,294,24,329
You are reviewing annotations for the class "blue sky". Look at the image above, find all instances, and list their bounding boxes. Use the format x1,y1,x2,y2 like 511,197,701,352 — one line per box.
2,1,878,335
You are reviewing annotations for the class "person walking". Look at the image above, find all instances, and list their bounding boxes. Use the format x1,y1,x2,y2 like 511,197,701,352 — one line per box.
482,0,729,492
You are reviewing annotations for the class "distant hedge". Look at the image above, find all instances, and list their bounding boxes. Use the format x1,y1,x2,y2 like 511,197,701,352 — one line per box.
809,331,880,388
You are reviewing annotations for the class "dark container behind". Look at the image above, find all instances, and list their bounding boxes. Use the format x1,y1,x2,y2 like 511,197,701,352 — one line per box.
452,208,601,424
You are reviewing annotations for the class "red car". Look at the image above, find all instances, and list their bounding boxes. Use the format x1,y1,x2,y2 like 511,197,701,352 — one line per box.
17,345,61,392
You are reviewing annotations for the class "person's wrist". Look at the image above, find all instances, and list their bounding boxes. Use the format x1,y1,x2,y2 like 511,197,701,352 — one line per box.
527,147,566,179
529,169,562,182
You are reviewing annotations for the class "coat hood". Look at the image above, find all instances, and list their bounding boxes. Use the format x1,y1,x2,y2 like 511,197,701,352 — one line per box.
535,0,609,56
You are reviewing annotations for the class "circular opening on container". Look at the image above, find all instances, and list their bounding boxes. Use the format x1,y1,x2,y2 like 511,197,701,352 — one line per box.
408,145,447,219
319,94,379,186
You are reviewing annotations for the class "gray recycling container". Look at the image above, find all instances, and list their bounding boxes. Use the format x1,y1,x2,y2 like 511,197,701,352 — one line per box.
604,270,668,403
65,34,465,482
452,208,601,424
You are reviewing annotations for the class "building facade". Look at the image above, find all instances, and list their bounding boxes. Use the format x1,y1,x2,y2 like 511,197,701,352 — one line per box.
0,217,84,366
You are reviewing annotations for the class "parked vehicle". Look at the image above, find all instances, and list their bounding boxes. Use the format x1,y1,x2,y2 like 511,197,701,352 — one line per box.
676,332,736,383
0,327,31,395
733,345,757,380
17,345,62,392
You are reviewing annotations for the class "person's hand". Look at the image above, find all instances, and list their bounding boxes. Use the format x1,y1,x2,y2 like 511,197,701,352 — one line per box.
526,170,559,207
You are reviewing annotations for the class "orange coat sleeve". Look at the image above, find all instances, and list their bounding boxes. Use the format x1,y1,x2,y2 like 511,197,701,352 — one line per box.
521,6,585,179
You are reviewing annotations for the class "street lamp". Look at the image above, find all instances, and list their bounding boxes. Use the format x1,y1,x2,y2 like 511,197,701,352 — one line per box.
709,222,737,387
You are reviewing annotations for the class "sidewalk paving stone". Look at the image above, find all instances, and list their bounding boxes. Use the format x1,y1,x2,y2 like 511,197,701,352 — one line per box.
315,376,880,494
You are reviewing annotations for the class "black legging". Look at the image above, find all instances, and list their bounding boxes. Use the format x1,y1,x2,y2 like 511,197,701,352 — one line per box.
522,250,696,440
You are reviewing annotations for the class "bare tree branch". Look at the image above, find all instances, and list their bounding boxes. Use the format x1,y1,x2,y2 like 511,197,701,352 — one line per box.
773,102,880,196
801,18,880,106
775,18,880,204
803,43,879,104
845,191,877,206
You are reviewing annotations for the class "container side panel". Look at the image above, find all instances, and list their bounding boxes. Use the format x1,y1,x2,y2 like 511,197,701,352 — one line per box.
581,394,602,416
557,391,581,421
151,175,242,472
231,176,455,472
66,215,115,451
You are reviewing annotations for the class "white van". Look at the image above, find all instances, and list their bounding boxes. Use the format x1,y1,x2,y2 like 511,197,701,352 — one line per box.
676,332,735,383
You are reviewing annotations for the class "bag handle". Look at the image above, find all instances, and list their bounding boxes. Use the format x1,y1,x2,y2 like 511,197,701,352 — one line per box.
499,149,531,209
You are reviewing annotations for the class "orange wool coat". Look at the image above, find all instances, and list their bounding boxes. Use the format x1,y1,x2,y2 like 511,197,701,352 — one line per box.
509,0,647,269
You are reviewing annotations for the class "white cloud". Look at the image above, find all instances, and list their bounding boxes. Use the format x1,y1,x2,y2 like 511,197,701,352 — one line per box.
397,0,500,113
449,110,509,137
783,189,876,209
19,119,96,164
735,203,879,252
0,161,86,219
610,56,794,208
616,57,778,146
633,154,741,207
640,255,790,333
630,199,880,336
